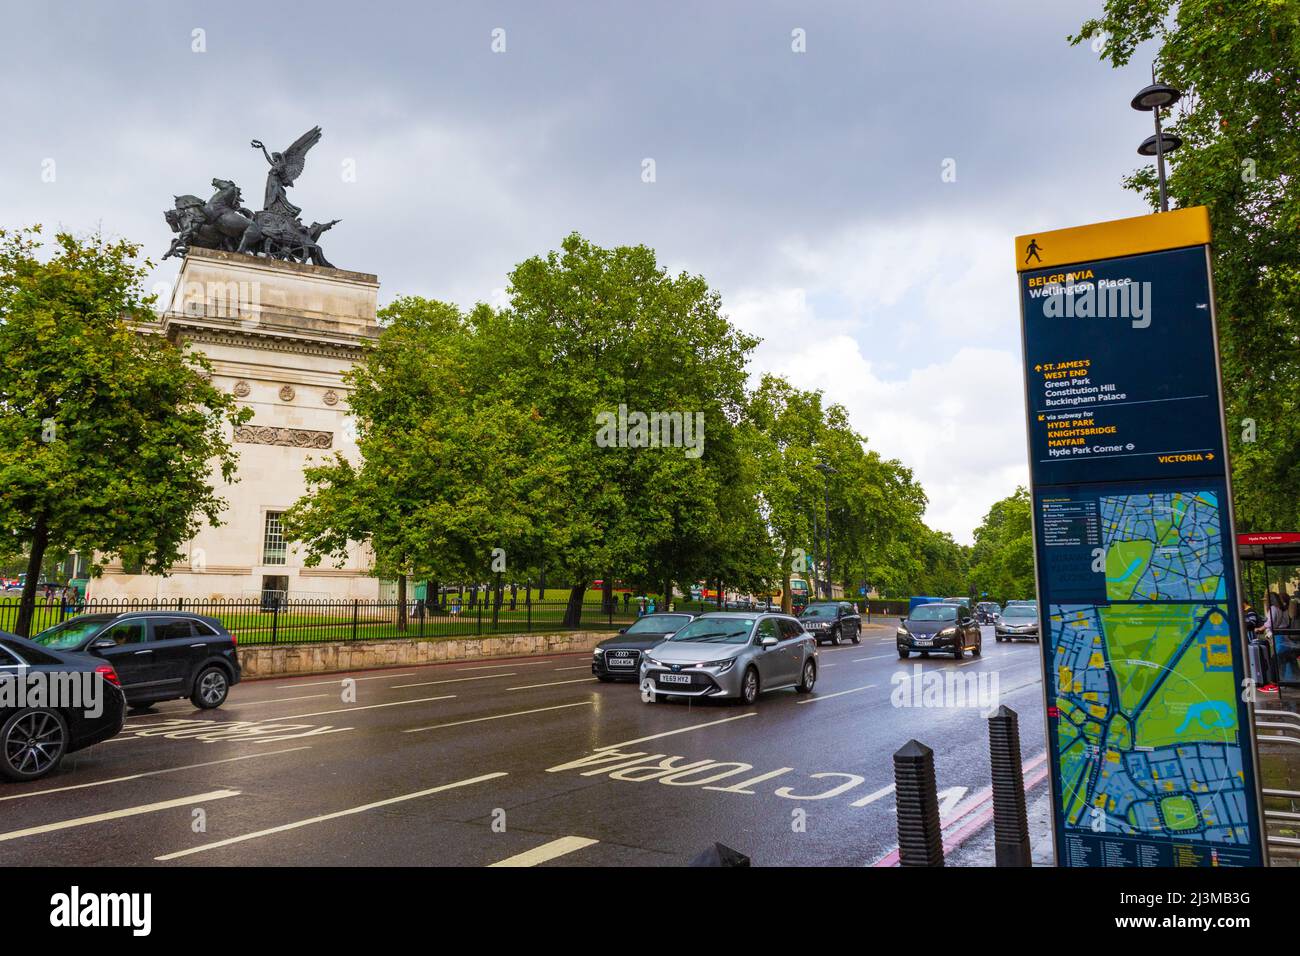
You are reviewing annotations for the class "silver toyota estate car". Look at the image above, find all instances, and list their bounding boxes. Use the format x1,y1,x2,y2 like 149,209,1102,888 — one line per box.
639,612,818,705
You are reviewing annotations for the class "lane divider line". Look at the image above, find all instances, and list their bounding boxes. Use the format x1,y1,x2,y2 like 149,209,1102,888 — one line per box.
0,789,241,843
154,773,507,861
391,674,516,689
266,695,457,721
488,835,599,867
274,674,415,689
123,694,333,725
403,700,595,733
0,748,312,802
457,660,556,671
594,713,757,750
507,678,596,691
796,684,877,704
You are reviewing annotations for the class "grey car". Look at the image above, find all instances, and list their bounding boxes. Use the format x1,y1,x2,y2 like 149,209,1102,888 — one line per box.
638,612,818,705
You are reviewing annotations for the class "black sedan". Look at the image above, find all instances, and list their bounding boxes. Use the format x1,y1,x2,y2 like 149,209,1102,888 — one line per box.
29,611,241,711
995,604,1040,642
0,633,126,782
897,602,982,659
798,602,861,645
975,602,1001,625
592,612,695,681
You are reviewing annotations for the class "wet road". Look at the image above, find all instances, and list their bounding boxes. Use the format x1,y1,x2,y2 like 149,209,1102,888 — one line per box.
0,625,1051,866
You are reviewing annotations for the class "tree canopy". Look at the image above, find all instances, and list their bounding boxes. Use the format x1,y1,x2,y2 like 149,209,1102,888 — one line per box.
1072,0,1300,532
0,226,249,634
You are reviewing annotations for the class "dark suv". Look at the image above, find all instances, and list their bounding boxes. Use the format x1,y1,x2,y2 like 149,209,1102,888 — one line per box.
798,601,861,645
29,612,241,711
897,602,982,659
974,602,1001,625
592,612,694,681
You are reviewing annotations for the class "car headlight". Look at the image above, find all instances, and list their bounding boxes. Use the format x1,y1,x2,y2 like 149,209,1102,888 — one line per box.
937,627,957,637
593,647,604,658
897,627,909,638
644,655,663,668
697,658,736,672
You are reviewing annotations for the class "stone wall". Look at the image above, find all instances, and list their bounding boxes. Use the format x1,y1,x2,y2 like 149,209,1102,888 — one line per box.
238,630,608,679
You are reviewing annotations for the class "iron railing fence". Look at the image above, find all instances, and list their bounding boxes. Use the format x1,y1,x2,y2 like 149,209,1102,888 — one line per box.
0,593,897,646
0,595,735,646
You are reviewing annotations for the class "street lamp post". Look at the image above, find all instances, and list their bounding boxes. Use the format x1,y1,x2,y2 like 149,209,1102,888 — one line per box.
1131,75,1183,213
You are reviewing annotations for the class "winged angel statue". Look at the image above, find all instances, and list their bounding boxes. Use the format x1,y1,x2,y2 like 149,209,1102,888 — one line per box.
163,126,341,268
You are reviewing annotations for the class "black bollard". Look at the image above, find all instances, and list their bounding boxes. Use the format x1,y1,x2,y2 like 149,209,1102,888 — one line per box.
688,842,751,867
988,704,1032,866
893,739,944,866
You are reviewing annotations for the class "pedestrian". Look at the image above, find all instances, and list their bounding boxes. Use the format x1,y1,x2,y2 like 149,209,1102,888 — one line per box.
1243,599,1263,634
1266,592,1287,636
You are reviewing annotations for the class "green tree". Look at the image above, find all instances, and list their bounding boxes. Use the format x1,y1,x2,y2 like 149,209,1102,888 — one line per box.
0,227,248,634
482,233,759,625
1072,1,1300,531
283,296,563,628
969,486,1036,602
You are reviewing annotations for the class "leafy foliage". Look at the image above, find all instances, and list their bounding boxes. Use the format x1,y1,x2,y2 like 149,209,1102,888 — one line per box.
1072,0,1300,531
0,227,249,633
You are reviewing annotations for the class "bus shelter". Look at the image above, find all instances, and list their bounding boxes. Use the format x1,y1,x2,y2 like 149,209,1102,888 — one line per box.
1238,532,1300,687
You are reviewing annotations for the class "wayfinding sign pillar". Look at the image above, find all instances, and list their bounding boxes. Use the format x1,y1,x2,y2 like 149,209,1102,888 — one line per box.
1014,207,1267,867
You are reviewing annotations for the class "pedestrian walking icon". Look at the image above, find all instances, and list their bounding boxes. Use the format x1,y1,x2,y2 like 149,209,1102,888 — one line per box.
1025,238,1042,264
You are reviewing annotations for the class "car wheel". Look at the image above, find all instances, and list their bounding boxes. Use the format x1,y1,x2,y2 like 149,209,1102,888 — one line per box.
898,648,910,659
829,628,841,646
953,643,964,659
796,660,817,694
192,666,230,709
972,638,982,657
739,667,760,705
850,626,861,645
995,634,1004,642
0,708,68,782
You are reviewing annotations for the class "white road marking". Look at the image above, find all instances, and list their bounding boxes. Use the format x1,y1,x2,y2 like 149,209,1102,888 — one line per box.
595,713,757,750
488,835,598,867
507,678,595,691
391,674,516,689
124,694,333,724
269,695,456,720
403,700,595,733
796,683,877,704
852,655,893,662
275,674,415,688
849,783,896,808
0,789,240,843
553,665,591,671
457,660,555,671
0,748,311,802
154,773,506,861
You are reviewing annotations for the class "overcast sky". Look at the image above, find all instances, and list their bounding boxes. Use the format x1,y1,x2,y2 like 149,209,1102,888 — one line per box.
0,1,1160,543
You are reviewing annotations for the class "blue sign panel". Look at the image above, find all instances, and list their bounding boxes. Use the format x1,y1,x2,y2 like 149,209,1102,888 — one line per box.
1016,215,1265,867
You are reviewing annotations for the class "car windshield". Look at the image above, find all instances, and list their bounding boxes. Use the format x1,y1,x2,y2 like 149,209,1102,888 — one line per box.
909,605,958,622
667,617,755,644
625,614,691,634
801,605,838,619
978,603,998,611
29,617,112,650
1003,607,1037,620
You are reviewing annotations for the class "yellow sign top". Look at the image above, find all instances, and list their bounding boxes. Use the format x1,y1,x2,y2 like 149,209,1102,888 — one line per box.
1014,206,1211,272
